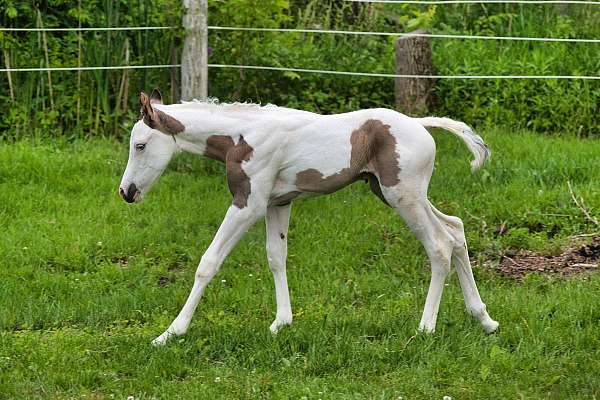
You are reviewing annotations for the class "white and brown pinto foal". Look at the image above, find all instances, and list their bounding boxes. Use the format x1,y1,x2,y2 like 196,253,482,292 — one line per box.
119,90,499,346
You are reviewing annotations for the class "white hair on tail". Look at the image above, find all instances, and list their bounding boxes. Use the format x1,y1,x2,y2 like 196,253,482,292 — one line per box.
415,117,491,170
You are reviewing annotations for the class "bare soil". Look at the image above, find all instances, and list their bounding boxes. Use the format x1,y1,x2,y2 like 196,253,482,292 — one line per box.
497,236,600,280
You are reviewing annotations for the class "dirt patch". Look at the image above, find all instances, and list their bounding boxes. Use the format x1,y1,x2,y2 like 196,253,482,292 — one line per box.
157,276,171,287
497,236,599,280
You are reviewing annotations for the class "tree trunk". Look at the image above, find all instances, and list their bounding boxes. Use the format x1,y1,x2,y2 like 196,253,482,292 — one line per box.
394,29,436,116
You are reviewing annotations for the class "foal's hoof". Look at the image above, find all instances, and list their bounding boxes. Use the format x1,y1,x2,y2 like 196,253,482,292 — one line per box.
483,320,500,334
417,323,435,334
269,318,292,334
151,331,173,347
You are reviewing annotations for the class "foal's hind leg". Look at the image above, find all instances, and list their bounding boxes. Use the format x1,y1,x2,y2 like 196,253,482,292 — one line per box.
429,206,499,333
381,181,497,333
382,190,455,333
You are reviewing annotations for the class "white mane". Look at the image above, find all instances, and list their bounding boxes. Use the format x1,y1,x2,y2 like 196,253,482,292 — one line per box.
179,98,279,112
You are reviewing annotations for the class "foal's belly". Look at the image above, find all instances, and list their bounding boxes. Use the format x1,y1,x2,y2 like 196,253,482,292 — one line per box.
268,168,365,207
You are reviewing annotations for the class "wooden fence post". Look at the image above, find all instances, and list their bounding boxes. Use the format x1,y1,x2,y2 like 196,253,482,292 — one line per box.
394,29,436,116
181,0,208,101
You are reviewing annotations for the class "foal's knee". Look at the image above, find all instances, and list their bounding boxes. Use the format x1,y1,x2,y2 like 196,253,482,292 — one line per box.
195,252,220,280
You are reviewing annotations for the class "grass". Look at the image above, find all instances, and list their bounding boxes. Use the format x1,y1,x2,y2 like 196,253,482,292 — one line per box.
0,127,599,399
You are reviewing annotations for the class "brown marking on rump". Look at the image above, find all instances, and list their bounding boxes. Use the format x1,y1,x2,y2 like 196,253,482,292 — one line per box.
226,136,254,209
362,120,401,187
205,135,235,162
295,119,400,195
140,91,185,136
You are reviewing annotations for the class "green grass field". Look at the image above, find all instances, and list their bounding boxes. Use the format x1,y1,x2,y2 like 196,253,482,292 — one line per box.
1,129,599,399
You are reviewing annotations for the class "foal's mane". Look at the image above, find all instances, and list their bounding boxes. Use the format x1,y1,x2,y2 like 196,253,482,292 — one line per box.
179,98,279,112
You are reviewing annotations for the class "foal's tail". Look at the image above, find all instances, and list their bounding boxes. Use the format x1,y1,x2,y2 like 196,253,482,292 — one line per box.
415,117,491,171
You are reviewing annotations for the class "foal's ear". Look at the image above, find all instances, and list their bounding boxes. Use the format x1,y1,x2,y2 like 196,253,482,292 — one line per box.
139,91,185,136
150,88,163,104
140,91,155,117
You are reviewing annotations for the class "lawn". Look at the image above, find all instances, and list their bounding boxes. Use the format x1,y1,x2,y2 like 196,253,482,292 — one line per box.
0,128,599,399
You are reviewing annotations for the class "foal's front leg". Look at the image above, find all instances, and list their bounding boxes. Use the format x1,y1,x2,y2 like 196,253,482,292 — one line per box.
265,204,293,333
152,204,265,346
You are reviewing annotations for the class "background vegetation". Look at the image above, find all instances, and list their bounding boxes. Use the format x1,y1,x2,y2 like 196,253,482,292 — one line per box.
1,130,599,398
1,1,599,398
1,0,599,139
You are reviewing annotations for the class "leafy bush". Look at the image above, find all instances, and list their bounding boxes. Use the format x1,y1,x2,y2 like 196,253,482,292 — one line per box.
0,0,598,138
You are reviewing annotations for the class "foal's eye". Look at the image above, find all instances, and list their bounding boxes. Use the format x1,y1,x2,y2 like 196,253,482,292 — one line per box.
135,143,146,151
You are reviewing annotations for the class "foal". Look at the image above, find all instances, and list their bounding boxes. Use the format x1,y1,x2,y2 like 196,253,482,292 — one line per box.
119,90,499,346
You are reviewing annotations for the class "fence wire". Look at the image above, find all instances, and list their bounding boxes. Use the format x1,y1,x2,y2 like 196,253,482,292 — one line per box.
2,26,599,44
208,26,600,43
346,0,600,4
3,64,599,80
2,2,599,81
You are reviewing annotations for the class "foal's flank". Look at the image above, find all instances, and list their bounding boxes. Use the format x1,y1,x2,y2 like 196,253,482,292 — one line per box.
118,89,497,346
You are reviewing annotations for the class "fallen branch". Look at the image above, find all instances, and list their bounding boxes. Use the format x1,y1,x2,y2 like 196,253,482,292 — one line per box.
501,255,526,269
571,263,598,268
567,181,599,227
570,232,599,239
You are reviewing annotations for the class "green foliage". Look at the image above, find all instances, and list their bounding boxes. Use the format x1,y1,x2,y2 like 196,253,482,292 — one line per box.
0,1,599,138
1,129,599,397
0,0,183,139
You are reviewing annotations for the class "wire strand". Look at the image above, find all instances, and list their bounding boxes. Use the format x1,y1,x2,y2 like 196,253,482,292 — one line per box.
0,65,181,72
208,26,600,43
345,0,600,4
0,26,173,32
3,26,598,43
208,64,600,79
2,64,598,80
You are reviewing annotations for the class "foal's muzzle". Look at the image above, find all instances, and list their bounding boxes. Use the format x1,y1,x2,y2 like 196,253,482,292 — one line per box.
119,183,139,203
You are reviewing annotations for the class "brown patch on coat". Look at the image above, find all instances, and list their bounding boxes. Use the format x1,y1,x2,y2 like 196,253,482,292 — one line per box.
226,136,254,209
365,173,390,206
205,135,235,162
295,119,400,198
139,91,185,136
269,191,302,207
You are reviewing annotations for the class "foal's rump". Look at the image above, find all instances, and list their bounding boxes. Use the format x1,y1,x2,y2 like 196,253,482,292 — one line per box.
268,109,487,206
364,108,489,172
353,109,489,205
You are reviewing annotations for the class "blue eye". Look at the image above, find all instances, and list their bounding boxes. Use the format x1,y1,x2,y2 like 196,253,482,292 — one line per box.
135,143,146,151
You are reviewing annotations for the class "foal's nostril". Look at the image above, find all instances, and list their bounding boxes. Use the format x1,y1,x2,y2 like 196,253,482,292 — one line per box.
127,183,138,197
119,187,126,198
122,183,138,203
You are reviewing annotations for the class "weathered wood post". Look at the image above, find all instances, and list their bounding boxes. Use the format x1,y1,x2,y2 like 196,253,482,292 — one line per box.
394,29,436,116
181,0,208,101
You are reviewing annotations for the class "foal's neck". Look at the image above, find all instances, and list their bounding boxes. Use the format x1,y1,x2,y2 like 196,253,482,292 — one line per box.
161,103,258,157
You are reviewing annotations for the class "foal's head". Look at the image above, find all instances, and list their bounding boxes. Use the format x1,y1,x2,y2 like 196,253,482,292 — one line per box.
119,90,184,203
